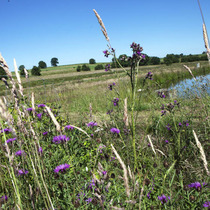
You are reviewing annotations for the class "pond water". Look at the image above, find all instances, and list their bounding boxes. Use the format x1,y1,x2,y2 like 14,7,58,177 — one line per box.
169,74,210,98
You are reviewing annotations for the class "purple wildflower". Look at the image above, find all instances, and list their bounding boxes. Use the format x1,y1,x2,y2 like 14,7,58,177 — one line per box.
166,124,171,131
1,128,12,133
112,98,119,106
98,144,106,153
1,195,8,201
85,198,93,204
103,50,110,57
110,128,120,134
158,194,170,204
148,143,151,147
54,163,70,173
15,150,25,156
108,82,116,90
43,131,48,135
161,110,166,116
26,108,33,112
145,72,153,80
87,179,96,190
65,125,74,130
18,169,29,176
147,191,151,199
158,91,165,98
203,201,210,208
105,64,111,71
37,104,46,108
102,171,107,175
106,109,113,115
6,137,16,143
87,121,97,128
38,147,43,153
165,140,169,144
178,122,182,126
188,182,202,190
37,113,42,119
52,135,70,144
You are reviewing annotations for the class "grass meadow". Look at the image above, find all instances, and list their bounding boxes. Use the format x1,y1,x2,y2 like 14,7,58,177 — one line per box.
0,9,210,210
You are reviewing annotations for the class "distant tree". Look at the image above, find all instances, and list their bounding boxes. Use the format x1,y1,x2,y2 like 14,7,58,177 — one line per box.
76,65,81,72
89,58,96,64
31,66,41,76
82,64,90,71
18,65,25,76
38,61,47,69
95,64,104,70
163,54,179,65
149,57,160,65
0,66,7,80
51,57,59,67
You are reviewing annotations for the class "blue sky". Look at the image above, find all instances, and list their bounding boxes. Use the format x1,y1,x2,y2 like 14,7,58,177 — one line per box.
1,0,210,70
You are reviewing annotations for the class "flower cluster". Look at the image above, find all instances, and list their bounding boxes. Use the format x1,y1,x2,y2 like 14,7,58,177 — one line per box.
203,201,210,208
103,50,110,57
52,135,70,144
130,42,145,60
1,128,12,133
26,107,33,112
87,121,97,128
15,150,26,156
188,182,207,191
157,91,165,98
158,194,170,204
65,125,74,130
54,163,70,173
6,137,16,143
37,104,46,108
178,120,189,127
108,82,116,90
105,64,111,72
145,72,153,80
160,100,179,116
18,169,29,176
110,128,120,134
112,98,119,106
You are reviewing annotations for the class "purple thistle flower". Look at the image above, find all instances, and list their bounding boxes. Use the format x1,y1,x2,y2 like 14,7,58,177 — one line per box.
37,113,42,119
26,107,33,112
178,122,182,126
147,191,151,199
105,64,111,71
18,169,29,176
65,125,74,130
188,182,202,190
37,104,46,108
106,109,113,115
43,131,48,135
110,128,120,134
165,140,169,144
112,97,119,106
103,50,110,57
52,135,70,144
166,124,171,131
6,137,16,143
102,171,107,175
54,163,70,173
1,195,8,201
145,72,153,80
85,198,93,204
161,110,166,116
15,150,25,156
38,147,43,153
186,123,189,127
1,128,12,133
87,121,97,128
203,201,210,208
158,194,170,204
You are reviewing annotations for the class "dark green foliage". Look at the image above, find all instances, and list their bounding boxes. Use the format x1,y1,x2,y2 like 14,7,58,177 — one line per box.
181,54,208,62
51,57,59,67
163,54,179,65
89,58,96,64
76,65,81,72
82,64,90,71
94,64,104,70
149,56,160,65
0,66,7,79
31,66,41,76
38,61,47,69
18,65,25,76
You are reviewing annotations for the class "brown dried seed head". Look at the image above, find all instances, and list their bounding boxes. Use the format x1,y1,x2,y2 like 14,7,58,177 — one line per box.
203,23,209,50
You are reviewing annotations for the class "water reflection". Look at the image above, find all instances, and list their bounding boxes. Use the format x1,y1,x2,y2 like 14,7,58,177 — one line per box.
169,74,210,98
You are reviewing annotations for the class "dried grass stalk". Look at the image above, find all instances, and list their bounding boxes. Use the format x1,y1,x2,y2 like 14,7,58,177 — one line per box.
203,23,209,50
193,130,209,176
24,68,29,79
14,58,24,97
93,9,110,42
45,106,61,132
111,144,130,197
123,98,129,127
31,92,35,117
183,65,197,81
147,135,156,155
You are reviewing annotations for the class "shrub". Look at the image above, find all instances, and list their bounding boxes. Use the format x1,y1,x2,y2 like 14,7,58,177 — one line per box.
31,66,41,76
82,64,90,71
94,64,104,70
76,65,81,72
